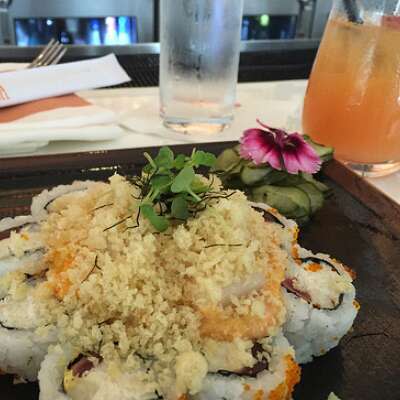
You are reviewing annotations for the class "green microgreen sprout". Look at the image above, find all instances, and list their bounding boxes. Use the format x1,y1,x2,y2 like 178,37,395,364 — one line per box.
129,147,220,232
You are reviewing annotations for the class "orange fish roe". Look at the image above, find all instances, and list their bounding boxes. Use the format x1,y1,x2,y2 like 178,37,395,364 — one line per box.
243,383,251,391
331,257,356,279
306,263,323,272
268,207,279,215
199,259,286,341
253,389,265,400
45,250,75,299
343,265,357,280
291,246,300,261
353,300,361,310
291,228,300,261
268,356,301,400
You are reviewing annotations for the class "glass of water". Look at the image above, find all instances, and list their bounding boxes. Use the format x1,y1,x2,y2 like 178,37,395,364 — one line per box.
159,0,244,134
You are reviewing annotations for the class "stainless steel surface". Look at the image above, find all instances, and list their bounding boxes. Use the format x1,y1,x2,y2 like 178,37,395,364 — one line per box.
232,0,330,40
6,0,154,44
0,43,159,60
27,39,66,68
0,39,320,60
239,39,320,52
243,0,299,15
0,0,12,45
0,0,330,46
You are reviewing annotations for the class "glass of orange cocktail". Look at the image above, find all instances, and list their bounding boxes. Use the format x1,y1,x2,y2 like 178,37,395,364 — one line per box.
303,0,400,177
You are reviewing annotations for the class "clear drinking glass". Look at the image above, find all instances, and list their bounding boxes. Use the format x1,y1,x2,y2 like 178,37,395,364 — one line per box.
159,0,244,134
303,0,400,177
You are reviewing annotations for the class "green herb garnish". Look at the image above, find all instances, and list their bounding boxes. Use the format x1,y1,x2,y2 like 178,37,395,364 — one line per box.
131,147,217,232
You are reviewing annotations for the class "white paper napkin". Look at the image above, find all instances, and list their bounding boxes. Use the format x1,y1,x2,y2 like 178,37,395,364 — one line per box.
0,54,130,108
0,94,124,155
0,63,28,73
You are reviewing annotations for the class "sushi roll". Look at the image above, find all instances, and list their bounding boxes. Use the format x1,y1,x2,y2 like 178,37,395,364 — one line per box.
0,272,57,380
0,180,113,383
38,345,159,400
38,336,300,400
0,169,359,399
0,325,57,381
30,180,101,222
0,223,45,277
0,215,35,236
0,180,107,278
38,345,73,400
251,202,358,363
195,333,300,400
0,180,99,238
282,246,359,363
249,202,299,254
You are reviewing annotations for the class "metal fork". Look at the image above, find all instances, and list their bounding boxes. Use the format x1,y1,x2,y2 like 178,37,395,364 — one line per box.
27,39,67,69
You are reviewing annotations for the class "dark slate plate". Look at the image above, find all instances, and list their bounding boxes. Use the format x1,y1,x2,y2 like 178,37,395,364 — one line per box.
0,142,399,400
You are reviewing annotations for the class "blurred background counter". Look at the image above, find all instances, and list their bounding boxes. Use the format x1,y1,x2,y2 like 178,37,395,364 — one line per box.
0,0,332,85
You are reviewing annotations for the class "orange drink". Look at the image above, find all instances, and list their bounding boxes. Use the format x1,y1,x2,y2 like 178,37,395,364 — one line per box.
303,14,400,173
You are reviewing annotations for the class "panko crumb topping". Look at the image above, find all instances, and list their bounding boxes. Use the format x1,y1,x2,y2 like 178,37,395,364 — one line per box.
1,174,290,397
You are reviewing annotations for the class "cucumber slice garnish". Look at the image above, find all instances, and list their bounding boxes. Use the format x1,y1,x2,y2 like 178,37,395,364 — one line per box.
304,135,334,162
251,185,311,218
301,173,331,195
241,166,272,186
215,140,332,224
213,148,241,173
296,183,324,213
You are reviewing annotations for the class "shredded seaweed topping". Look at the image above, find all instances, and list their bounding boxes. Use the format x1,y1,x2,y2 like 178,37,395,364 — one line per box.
204,243,243,249
103,215,133,232
93,203,114,212
81,255,100,283
0,321,18,331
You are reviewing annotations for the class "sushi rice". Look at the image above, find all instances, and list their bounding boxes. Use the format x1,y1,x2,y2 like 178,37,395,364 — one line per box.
0,174,358,399
282,246,358,364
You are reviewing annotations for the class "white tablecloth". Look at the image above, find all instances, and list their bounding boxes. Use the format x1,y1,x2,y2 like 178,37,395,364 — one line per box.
2,81,399,204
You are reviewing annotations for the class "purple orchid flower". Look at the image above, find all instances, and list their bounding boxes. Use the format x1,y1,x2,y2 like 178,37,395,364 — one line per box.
239,120,322,174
